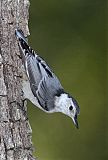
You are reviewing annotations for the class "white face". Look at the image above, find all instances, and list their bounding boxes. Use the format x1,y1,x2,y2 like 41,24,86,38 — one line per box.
55,93,79,128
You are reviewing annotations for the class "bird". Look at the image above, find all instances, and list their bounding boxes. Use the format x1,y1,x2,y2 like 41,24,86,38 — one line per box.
15,29,80,128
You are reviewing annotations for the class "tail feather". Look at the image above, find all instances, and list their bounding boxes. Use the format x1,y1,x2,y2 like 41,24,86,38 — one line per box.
15,29,27,43
15,29,35,57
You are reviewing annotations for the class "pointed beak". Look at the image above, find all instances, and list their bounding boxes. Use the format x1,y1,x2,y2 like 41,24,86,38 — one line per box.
72,114,79,129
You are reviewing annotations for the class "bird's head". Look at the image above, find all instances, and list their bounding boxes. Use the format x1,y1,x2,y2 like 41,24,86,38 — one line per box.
55,93,80,128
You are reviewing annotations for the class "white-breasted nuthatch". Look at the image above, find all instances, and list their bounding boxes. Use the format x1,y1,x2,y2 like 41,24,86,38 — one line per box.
15,29,80,128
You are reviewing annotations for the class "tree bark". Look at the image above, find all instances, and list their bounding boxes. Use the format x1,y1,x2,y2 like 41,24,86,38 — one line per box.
0,0,36,159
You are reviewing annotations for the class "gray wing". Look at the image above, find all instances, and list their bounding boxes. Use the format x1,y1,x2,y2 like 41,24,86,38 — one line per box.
36,76,64,111
26,54,64,111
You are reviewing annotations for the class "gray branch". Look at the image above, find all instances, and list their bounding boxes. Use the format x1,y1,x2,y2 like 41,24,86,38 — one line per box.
0,0,36,159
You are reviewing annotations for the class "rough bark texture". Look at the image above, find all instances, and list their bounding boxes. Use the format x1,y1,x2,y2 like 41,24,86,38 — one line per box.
0,0,36,159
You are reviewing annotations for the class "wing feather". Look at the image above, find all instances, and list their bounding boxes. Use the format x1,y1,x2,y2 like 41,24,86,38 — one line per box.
36,76,64,111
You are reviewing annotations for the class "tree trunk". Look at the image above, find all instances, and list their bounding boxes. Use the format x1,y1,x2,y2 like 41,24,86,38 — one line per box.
0,0,36,159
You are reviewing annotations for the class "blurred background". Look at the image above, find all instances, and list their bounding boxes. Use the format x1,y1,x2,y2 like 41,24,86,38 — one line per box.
28,0,107,160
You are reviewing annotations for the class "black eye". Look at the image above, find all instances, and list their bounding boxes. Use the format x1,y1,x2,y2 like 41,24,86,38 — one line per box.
69,105,73,111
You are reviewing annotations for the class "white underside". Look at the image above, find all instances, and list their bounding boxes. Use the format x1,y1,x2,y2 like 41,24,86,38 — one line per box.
22,80,41,108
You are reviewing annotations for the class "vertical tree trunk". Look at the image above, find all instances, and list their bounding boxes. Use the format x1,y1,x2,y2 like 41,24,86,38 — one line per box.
0,0,36,159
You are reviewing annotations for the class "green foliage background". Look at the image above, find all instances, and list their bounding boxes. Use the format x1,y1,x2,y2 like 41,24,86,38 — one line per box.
27,0,107,160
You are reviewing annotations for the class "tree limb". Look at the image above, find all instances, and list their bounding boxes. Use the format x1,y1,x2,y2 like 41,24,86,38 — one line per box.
0,0,36,159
